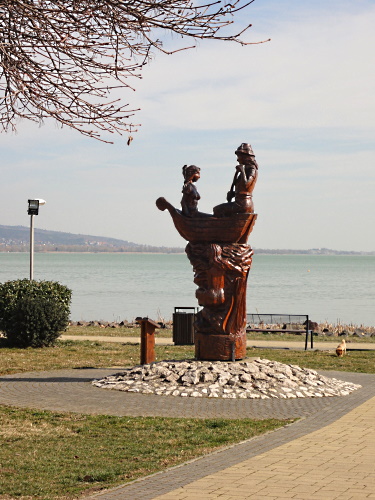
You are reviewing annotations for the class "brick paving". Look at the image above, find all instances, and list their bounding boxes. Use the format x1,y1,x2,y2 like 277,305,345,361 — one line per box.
1,341,375,499
84,371,375,500
150,392,375,500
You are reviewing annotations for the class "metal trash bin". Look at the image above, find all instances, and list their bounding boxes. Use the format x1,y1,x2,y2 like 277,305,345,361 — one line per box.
173,307,197,345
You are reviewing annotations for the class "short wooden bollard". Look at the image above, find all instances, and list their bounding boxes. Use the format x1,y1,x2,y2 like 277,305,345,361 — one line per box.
136,317,159,365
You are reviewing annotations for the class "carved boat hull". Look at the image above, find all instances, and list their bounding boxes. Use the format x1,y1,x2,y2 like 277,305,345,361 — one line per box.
156,197,257,244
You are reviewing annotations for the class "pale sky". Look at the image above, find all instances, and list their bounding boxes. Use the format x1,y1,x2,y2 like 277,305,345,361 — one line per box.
2,0,375,251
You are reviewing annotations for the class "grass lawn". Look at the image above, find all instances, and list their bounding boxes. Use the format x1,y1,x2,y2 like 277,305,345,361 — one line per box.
1,339,374,499
247,332,375,343
245,347,375,374
66,325,173,338
0,406,289,499
0,339,193,375
64,324,375,342
1,339,375,376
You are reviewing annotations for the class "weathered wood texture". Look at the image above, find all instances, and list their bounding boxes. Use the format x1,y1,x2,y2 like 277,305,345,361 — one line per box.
137,317,159,365
156,143,258,361
186,243,253,360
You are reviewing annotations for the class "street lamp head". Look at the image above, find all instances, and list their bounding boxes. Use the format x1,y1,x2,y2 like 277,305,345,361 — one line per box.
28,198,46,216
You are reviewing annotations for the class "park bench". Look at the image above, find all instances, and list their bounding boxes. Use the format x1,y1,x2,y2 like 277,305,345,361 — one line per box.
246,313,314,350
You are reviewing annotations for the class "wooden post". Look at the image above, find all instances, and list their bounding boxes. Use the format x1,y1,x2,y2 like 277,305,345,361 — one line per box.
136,317,159,365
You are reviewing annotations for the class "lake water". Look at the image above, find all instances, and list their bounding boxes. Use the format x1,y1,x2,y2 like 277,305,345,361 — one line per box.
0,253,374,326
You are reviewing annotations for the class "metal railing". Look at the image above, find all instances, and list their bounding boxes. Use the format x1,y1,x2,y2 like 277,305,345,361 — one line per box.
246,313,313,350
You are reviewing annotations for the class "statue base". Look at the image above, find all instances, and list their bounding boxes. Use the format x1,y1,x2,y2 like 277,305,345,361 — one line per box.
185,242,253,362
195,332,247,361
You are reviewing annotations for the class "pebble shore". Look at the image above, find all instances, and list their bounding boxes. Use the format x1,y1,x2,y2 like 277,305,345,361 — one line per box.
93,358,361,399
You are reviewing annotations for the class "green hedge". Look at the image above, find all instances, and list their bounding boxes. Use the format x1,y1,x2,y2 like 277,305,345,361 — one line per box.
0,279,72,347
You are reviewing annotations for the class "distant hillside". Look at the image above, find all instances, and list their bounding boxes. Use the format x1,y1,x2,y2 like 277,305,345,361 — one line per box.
0,225,373,255
0,225,183,253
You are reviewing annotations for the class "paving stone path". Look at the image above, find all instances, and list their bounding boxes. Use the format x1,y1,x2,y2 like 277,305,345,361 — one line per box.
1,365,375,499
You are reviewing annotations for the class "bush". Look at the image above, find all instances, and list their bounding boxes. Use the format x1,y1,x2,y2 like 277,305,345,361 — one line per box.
0,279,72,347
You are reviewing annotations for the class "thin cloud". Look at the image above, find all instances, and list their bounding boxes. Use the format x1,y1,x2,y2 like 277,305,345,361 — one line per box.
137,5,375,130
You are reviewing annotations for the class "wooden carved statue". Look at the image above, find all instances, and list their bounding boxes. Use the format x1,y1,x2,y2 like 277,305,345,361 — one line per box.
213,143,258,217
181,164,201,217
156,143,258,361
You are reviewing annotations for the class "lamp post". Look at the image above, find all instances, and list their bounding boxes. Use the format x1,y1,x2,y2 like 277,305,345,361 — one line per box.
28,199,46,280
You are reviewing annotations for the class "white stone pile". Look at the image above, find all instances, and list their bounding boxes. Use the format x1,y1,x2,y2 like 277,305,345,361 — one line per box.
93,358,361,399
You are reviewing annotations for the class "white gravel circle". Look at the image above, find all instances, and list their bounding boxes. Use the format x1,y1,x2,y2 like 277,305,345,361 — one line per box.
93,358,361,399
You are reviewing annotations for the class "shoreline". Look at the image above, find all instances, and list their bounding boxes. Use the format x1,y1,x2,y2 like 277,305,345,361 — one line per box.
0,251,185,255
1,250,375,256
2,253,375,256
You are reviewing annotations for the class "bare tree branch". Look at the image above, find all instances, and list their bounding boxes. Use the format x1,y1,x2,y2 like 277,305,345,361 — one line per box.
0,0,269,142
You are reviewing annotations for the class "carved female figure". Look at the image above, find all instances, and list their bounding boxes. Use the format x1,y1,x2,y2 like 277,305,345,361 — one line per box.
181,164,201,217
213,143,258,217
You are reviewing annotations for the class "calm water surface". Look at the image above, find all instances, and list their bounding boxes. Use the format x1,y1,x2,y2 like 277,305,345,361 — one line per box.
0,253,374,326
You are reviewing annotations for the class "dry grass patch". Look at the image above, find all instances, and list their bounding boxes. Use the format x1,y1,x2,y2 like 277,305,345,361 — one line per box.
0,339,193,376
1,339,374,376
65,324,173,338
64,325,375,343
247,347,375,373
247,331,375,343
